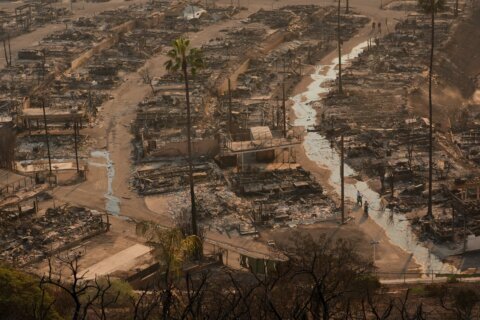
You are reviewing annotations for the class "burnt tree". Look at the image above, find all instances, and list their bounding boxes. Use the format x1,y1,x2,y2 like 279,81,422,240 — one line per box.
0,125,16,170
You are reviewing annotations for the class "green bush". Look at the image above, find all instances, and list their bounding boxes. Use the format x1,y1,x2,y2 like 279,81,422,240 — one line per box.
0,266,61,320
88,277,136,307
410,286,426,295
447,275,459,283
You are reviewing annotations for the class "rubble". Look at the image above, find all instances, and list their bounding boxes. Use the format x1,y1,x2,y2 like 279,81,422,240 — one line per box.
133,161,223,195
0,2,69,43
129,5,370,233
232,168,335,224
302,5,480,256
0,204,107,266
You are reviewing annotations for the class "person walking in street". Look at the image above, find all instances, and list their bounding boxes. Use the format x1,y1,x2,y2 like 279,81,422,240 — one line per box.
357,190,363,207
364,200,369,217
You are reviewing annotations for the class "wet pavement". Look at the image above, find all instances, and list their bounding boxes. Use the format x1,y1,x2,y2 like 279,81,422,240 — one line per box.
292,41,456,274
91,150,121,215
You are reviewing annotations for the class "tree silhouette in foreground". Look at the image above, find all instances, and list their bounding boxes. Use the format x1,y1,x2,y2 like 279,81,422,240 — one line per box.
4,231,480,318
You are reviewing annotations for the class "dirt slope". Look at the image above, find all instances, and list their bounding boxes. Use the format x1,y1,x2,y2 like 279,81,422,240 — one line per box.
410,5,480,127
439,6,480,99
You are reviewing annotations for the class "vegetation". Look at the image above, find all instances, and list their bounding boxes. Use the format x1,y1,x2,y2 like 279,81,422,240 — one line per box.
2,232,480,319
418,0,445,217
164,38,204,236
39,252,135,320
136,224,202,284
0,266,60,320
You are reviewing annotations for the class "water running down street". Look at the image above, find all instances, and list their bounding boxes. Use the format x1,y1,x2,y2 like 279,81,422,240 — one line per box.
292,41,455,274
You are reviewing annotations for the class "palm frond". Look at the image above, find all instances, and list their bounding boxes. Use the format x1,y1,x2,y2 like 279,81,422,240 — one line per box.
164,37,205,78
180,235,202,256
137,225,202,279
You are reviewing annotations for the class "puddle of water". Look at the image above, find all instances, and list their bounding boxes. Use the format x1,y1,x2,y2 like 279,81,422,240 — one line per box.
90,150,121,215
292,42,456,274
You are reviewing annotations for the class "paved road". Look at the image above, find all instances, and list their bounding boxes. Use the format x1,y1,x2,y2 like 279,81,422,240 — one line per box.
83,243,151,279
381,276,480,285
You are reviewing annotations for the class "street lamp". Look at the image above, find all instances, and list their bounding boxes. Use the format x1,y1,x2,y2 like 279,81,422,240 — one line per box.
89,80,98,115
370,240,380,263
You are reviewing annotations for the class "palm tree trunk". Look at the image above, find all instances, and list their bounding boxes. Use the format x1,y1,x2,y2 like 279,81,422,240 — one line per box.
427,4,435,218
74,121,79,173
337,0,343,94
183,62,198,236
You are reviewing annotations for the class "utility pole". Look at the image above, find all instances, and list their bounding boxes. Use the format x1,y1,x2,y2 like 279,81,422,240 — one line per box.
271,104,275,129
276,98,280,128
370,240,380,263
41,99,52,175
88,87,93,113
282,81,286,138
2,37,10,67
74,121,79,173
7,33,11,66
340,134,345,224
451,204,455,239
390,170,395,198
228,78,232,134
41,49,46,80
427,0,435,218
282,57,287,138
463,213,467,253
337,0,343,94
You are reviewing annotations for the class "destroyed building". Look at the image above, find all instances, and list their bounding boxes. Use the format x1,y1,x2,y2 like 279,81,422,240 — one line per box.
0,204,107,266
130,5,370,236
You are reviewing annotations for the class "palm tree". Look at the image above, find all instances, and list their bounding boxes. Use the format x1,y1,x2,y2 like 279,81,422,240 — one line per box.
136,223,201,317
165,38,204,235
418,0,444,218
136,223,201,283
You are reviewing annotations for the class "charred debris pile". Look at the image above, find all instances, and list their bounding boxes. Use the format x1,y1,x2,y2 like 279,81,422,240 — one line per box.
0,204,106,266
132,6,369,233
314,8,480,251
